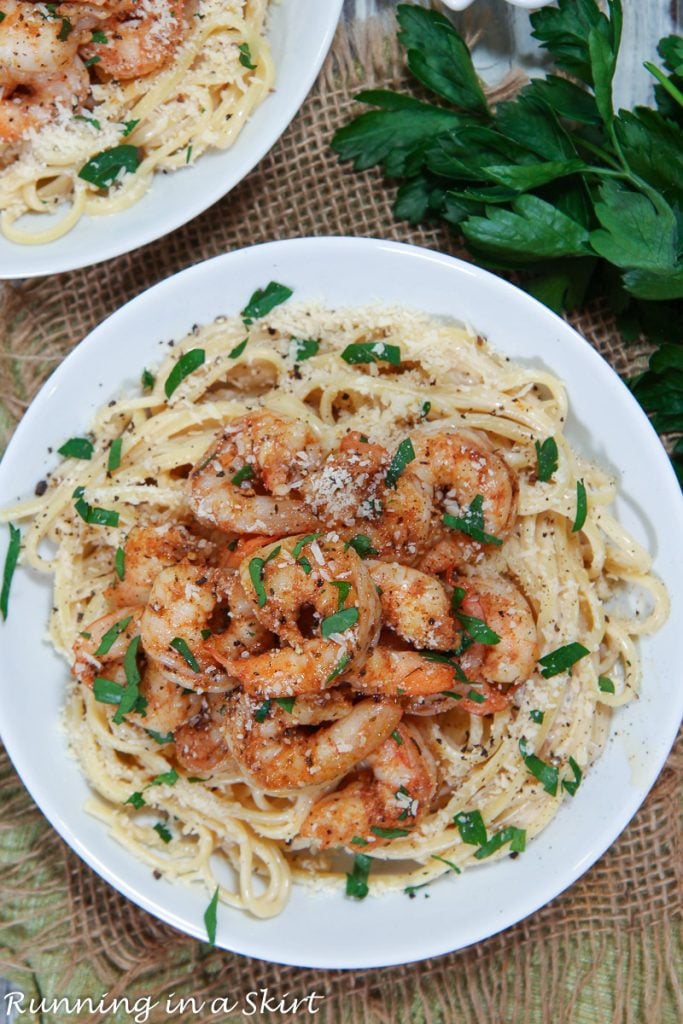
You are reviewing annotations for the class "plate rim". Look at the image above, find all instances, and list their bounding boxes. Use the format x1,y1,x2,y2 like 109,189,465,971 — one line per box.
0,236,681,969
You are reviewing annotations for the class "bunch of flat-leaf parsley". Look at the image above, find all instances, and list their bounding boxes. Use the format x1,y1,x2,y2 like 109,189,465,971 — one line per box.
332,0,683,481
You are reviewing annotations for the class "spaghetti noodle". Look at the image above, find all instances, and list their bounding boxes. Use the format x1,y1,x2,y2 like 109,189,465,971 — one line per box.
1,295,668,919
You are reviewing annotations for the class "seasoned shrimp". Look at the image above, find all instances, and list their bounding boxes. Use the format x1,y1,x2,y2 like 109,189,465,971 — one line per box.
72,605,143,686
453,573,538,685
300,721,437,849
0,1,89,140
350,574,537,716
414,427,518,564
140,561,272,690
367,561,457,650
303,431,433,562
189,411,322,536
174,694,236,774
217,691,403,791
224,536,381,698
79,0,188,80
109,523,212,607
129,661,202,734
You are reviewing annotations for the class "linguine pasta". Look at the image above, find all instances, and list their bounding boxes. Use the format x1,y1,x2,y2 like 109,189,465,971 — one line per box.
0,297,668,920
0,0,273,245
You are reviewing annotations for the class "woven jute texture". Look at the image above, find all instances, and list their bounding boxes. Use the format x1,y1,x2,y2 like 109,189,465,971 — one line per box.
0,17,680,1024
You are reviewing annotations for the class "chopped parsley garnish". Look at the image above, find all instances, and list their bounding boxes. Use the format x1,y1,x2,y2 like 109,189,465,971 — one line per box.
385,437,415,488
58,436,93,460
78,144,139,188
150,768,179,787
114,546,125,580
170,637,200,673
125,791,145,809
455,610,501,645
74,114,101,130
228,338,248,359
164,348,205,398
147,729,174,745
441,690,463,701
391,729,403,745
370,825,410,839
431,854,461,874
442,494,503,546
185,145,192,164
325,652,350,685
113,635,142,724
204,886,219,945
108,437,123,473
562,756,582,796
345,853,371,899
83,55,100,68
238,42,257,69
275,696,296,713
344,534,378,558
292,533,321,558
121,119,139,138
93,676,125,706
58,17,72,41
598,675,615,694
248,545,281,608
474,826,526,860
351,835,368,846
538,642,590,678
231,464,254,486
466,688,486,703
454,810,487,847
91,29,108,43
330,580,351,611
530,709,545,724
320,606,358,638
1,524,20,621
94,614,132,657
200,628,212,640
153,822,172,844
73,487,119,527
0,14,6,23
420,400,431,419
255,699,271,723
241,282,293,327
535,437,558,482
341,341,401,365
141,367,155,390
572,479,587,532
519,737,559,796
290,337,319,361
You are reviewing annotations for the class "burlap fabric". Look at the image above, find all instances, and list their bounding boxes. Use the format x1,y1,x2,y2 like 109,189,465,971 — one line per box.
0,19,680,1024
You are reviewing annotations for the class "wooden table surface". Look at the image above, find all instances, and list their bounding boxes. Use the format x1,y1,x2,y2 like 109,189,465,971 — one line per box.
344,0,682,109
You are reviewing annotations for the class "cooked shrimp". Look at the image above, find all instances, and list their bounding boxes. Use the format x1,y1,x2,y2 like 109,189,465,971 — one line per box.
79,0,188,80
188,411,322,536
224,536,381,698
217,691,403,791
453,573,539,685
173,693,236,774
300,721,437,849
367,560,457,650
302,431,433,562
140,561,272,690
130,661,202,734
414,426,518,561
350,574,537,715
72,605,143,686
108,523,212,607
350,648,511,716
0,1,89,141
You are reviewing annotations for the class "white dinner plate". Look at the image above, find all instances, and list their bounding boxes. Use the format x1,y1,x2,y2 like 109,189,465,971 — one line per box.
0,237,681,968
0,1,342,279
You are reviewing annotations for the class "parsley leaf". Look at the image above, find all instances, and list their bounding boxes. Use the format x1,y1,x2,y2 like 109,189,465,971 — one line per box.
346,854,371,899
78,145,139,188
241,282,292,326
535,437,558,481
1,524,21,621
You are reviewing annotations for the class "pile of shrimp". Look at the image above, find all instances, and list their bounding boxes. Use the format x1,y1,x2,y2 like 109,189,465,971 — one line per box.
73,408,540,853
0,0,187,141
